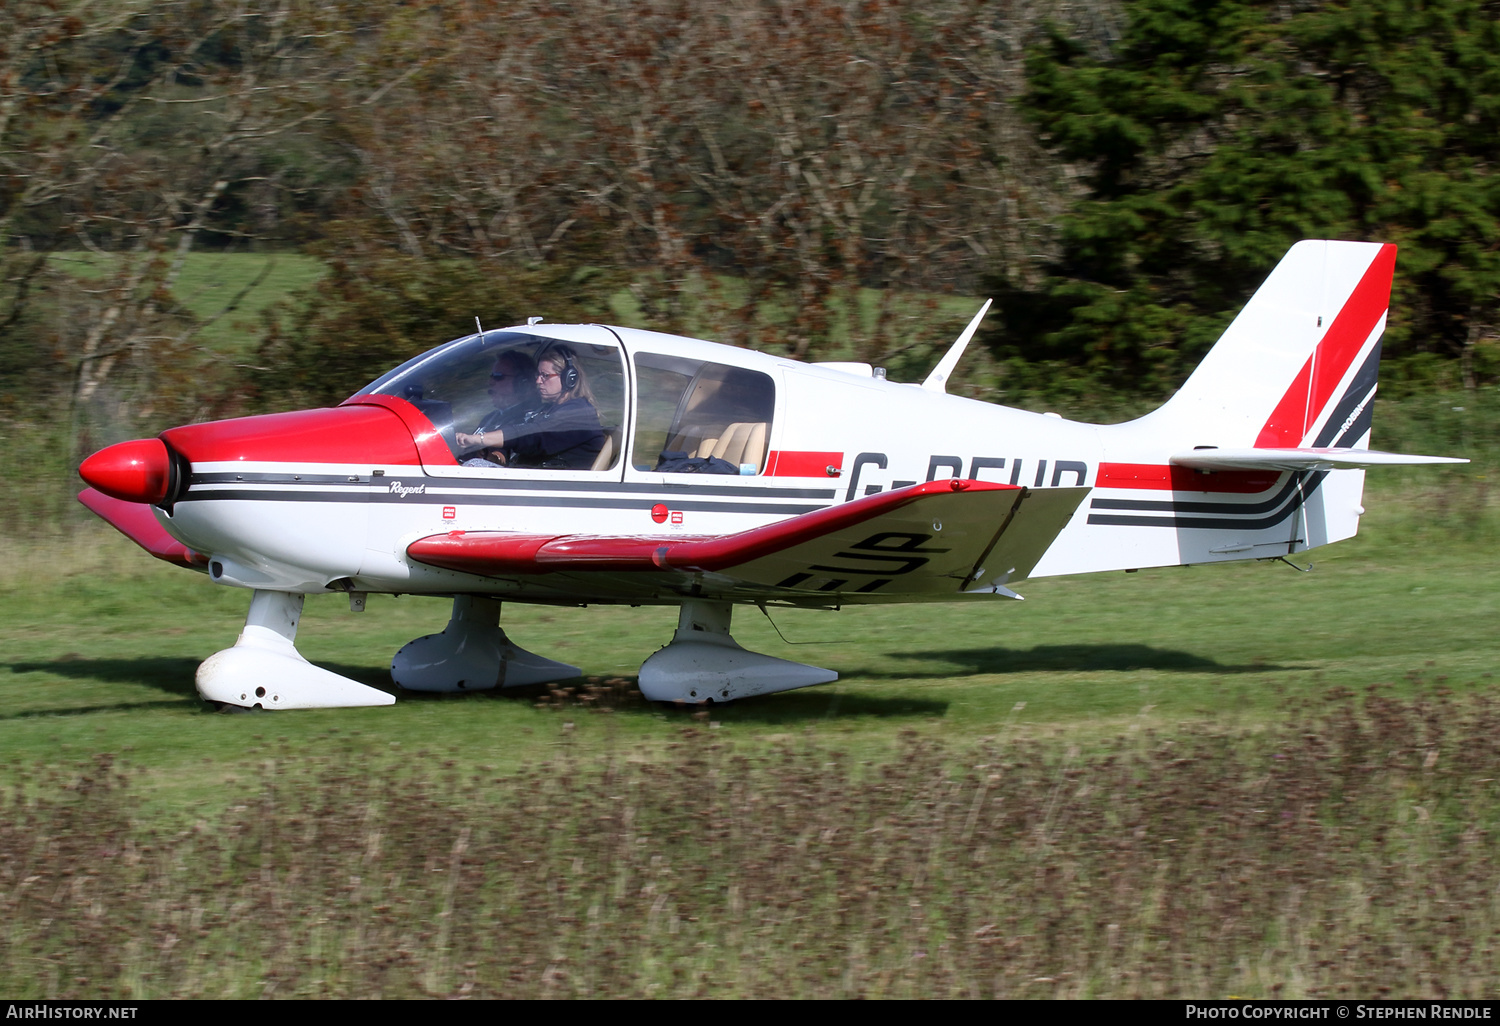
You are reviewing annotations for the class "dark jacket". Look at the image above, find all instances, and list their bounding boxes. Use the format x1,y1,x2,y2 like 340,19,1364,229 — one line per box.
463,400,539,463
506,398,605,470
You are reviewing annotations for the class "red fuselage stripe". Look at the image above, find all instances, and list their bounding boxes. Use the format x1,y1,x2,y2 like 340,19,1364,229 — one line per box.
1096,463,1281,494
765,450,843,477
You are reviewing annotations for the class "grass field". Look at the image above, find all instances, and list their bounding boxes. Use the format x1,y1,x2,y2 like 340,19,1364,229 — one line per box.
3,482,1494,783
1,479,1496,998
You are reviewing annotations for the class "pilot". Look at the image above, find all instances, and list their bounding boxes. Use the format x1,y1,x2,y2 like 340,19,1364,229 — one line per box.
455,350,540,466
501,346,606,470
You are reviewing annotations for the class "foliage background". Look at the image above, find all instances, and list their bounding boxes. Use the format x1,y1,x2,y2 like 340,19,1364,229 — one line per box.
4,0,1497,473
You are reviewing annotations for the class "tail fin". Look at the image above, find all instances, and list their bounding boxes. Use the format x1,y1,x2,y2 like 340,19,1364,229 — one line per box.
1134,240,1392,450
1033,241,1438,579
1140,240,1396,450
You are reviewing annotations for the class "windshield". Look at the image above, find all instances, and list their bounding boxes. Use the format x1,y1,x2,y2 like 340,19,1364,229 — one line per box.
353,330,625,470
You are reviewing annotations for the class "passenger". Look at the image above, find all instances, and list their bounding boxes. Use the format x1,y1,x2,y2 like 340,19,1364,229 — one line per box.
455,350,540,466
487,346,606,470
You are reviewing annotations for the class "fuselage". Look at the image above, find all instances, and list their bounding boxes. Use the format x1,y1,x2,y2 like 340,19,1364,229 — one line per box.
148,324,1112,602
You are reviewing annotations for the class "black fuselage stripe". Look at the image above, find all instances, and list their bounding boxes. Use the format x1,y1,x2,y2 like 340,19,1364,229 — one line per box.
1087,472,1327,530
1312,342,1381,448
189,471,836,500
180,489,823,516
1090,473,1298,514
1086,347,1381,527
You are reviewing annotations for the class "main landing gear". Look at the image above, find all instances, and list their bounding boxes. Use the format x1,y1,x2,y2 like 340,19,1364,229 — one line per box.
196,593,836,710
637,599,836,703
391,595,580,692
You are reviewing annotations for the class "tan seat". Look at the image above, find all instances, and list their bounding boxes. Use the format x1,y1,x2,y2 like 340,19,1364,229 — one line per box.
708,422,767,470
590,428,619,472
661,422,767,470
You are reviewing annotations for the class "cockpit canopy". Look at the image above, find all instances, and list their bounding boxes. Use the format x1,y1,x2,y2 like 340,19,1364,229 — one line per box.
354,327,777,475
355,330,625,469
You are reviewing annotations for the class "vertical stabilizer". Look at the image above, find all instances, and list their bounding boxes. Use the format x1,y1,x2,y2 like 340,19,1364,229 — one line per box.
1137,240,1395,450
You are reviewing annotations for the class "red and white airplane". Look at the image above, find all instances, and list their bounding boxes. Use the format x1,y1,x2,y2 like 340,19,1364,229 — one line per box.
78,240,1465,710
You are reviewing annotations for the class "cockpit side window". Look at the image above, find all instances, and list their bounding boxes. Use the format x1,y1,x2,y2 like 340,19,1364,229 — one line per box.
632,353,775,475
363,330,624,471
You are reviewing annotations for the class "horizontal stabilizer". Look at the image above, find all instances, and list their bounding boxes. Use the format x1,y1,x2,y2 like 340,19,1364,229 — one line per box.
78,489,208,570
1171,448,1469,472
408,478,1088,599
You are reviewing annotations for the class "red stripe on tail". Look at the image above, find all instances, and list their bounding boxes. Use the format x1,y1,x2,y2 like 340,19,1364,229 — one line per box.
1255,243,1396,448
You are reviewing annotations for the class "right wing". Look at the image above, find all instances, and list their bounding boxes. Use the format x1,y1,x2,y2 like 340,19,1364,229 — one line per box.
407,479,1090,601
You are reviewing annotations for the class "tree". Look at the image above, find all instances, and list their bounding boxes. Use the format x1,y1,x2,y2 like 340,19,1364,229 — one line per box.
993,0,1500,397
323,1,1069,369
0,0,362,448
253,222,624,409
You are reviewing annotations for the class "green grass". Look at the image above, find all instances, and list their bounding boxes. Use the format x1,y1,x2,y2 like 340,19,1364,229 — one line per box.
3,481,1494,802
169,252,327,356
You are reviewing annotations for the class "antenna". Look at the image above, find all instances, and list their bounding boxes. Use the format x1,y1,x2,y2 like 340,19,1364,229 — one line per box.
922,300,992,393
475,316,484,337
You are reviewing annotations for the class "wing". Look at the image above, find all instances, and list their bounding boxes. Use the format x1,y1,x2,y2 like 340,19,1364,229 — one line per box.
78,488,209,570
407,479,1090,602
1171,447,1468,472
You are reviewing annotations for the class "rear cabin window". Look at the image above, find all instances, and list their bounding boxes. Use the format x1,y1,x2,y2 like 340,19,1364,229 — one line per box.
632,354,775,475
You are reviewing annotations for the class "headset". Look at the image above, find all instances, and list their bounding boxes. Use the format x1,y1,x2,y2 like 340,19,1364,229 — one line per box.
538,343,580,392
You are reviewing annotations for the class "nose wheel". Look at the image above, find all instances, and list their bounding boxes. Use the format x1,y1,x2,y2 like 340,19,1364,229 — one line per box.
197,590,395,710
